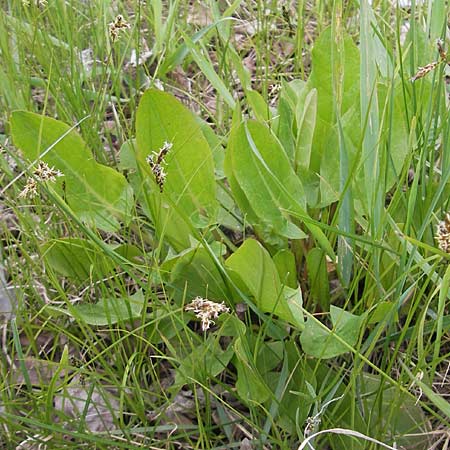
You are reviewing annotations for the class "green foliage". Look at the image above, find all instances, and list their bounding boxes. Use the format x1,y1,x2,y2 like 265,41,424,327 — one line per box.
136,88,218,227
306,247,330,311
10,111,133,231
64,290,145,326
174,334,234,387
300,306,366,358
3,4,450,448
225,239,303,327
41,238,140,282
225,120,307,242
129,88,220,252
164,244,228,302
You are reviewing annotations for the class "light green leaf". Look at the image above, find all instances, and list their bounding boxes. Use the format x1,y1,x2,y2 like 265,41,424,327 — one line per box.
306,27,360,206
234,336,271,403
295,88,317,172
300,306,365,358
165,244,228,302
274,95,295,162
247,90,271,122
136,89,219,243
283,286,304,330
118,139,137,171
41,238,140,282
41,238,112,281
226,239,302,325
225,120,306,240
11,111,133,231
273,249,297,289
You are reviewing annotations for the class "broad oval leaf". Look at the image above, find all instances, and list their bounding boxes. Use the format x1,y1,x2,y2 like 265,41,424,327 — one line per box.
136,89,218,229
10,111,133,231
163,244,229,302
225,120,306,240
67,290,145,326
300,306,365,359
295,88,317,172
41,238,141,282
225,239,303,326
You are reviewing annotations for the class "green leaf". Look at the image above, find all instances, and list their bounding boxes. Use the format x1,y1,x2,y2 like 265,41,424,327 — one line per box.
225,120,306,240
10,111,133,231
276,342,316,429
273,249,298,289
118,139,137,171
307,27,360,141
135,89,219,245
216,314,246,337
175,335,234,386
359,372,431,449
41,238,112,281
226,239,302,325
147,310,189,345
246,90,271,122
41,238,140,283
300,306,365,358
234,336,271,403
284,286,304,330
306,27,360,207
69,290,145,326
256,341,284,373
378,81,409,191
274,96,295,162
368,301,394,325
306,248,330,311
295,88,317,172
165,244,228,302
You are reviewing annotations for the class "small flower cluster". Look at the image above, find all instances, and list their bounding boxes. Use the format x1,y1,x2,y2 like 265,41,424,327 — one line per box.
411,39,448,82
109,15,130,43
436,212,450,253
146,141,172,193
22,0,47,7
19,161,63,199
185,297,230,331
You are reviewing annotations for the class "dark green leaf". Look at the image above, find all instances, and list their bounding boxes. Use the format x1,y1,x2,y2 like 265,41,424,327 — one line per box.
70,290,145,326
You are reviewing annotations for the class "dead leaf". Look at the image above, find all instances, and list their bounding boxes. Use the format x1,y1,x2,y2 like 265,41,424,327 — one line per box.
54,376,119,432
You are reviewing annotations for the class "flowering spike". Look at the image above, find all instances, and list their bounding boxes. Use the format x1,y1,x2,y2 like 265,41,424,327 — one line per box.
436,212,450,253
146,142,172,193
185,297,230,331
109,14,130,42
410,61,439,82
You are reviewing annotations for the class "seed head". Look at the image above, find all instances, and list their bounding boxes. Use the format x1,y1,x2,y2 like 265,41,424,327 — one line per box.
185,297,230,331
18,177,38,199
33,161,63,182
411,40,448,82
436,212,450,253
109,15,131,43
437,39,447,62
146,141,172,193
19,161,64,199
410,61,439,82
